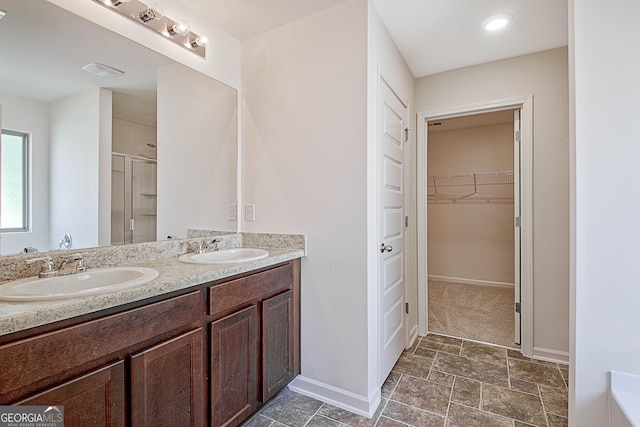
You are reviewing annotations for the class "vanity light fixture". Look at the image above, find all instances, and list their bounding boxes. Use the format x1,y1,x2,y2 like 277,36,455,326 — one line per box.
481,13,513,31
0,9,7,20
91,0,207,58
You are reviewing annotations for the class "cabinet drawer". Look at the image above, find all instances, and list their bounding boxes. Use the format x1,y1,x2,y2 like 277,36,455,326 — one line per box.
208,263,293,318
0,291,201,402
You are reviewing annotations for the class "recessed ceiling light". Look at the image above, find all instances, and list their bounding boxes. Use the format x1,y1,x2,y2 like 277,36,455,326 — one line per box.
82,62,125,78
482,13,513,31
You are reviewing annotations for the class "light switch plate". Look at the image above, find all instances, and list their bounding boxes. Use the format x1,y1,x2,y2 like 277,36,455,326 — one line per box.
245,204,255,222
228,204,237,221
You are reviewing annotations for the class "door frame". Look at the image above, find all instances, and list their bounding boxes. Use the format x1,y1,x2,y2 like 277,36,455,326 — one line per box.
416,95,534,356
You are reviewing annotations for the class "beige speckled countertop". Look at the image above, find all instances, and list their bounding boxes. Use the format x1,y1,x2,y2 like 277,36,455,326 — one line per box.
0,247,304,337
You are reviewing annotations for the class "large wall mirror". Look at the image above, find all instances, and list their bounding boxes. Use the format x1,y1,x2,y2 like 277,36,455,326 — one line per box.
0,0,238,255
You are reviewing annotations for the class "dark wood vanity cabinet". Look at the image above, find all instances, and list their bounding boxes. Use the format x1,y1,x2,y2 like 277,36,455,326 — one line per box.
0,290,204,426
0,258,300,427
208,260,301,427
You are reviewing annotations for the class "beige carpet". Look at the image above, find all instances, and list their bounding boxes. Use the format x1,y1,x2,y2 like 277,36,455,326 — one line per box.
428,280,516,347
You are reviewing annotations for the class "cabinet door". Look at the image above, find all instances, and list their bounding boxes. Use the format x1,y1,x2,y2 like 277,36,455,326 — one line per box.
16,361,125,427
210,305,258,427
262,290,295,401
131,328,204,427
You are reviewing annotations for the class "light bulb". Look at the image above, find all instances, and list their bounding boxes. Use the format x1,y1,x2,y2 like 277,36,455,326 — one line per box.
169,19,190,36
108,0,131,6
191,34,210,48
481,13,512,31
139,1,164,22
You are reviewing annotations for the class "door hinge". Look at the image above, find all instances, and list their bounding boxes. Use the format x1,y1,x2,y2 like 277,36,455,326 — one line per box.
515,130,521,142
405,216,409,228
405,302,409,314
404,127,410,142
515,216,521,228
515,302,521,314
129,219,135,231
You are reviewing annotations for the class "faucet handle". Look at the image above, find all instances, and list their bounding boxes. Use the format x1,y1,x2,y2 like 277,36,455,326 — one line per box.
26,256,57,278
205,238,219,250
192,240,206,254
61,253,87,272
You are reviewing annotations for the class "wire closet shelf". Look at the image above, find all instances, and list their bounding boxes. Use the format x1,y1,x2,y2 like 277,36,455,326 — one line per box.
427,170,514,202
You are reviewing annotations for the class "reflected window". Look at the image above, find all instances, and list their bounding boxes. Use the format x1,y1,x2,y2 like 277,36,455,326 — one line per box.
1,129,29,232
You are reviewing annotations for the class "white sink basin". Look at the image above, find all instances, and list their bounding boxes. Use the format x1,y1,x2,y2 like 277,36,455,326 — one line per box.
179,248,269,264
0,267,159,302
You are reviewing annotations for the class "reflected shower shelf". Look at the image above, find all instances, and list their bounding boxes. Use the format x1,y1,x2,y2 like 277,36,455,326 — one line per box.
427,170,514,202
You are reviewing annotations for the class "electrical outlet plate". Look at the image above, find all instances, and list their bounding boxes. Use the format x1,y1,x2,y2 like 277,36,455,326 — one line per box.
245,204,255,222
228,204,237,221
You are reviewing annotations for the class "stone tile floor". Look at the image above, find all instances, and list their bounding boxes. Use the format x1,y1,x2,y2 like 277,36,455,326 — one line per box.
243,333,569,427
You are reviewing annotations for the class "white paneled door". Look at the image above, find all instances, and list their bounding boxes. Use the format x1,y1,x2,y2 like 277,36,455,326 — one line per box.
378,77,407,386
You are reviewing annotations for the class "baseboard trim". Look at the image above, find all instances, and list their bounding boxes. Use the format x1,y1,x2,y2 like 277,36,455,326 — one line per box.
532,347,570,365
408,324,419,348
428,275,514,288
288,375,381,418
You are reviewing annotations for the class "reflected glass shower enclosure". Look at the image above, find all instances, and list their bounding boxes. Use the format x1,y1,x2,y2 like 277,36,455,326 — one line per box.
111,154,157,245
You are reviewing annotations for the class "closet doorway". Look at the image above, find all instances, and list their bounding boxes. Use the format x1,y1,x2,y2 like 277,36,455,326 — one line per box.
427,110,518,347
416,97,533,355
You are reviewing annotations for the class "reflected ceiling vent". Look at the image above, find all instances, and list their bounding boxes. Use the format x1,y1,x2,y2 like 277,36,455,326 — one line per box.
82,62,125,78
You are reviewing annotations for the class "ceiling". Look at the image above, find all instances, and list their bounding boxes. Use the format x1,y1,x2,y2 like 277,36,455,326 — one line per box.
0,0,568,104
182,0,568,78
0,0,172,103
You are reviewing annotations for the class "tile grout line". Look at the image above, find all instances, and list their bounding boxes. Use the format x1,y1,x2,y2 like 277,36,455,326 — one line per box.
506,348,512,391
372,398,391,427
301,402,325,427
443,373,456,427
537,383,551,427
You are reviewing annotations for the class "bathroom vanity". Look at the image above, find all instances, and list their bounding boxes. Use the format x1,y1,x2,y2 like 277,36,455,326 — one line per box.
0,248,301,427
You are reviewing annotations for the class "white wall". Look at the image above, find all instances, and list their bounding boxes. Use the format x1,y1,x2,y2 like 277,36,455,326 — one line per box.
242,0,372,411
156,63,238,239
49,88,106,250
415,47,570,358
242,0,414,414
427,123,514,285
571,0,640,425
0,92,50,254
98,88,112,247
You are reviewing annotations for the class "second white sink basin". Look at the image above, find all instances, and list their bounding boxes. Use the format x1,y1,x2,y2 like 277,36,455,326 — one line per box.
0,267,159,302
179,248,269,264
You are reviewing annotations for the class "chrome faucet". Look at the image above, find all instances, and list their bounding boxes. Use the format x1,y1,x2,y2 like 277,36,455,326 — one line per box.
25,254,87,278
193,238,220,254
58,254,87,276
26,256,58,278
